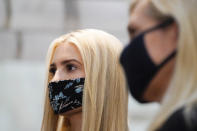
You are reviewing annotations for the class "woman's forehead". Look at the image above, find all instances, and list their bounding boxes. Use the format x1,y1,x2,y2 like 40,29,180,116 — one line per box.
129,0,157,30
51,43,82,65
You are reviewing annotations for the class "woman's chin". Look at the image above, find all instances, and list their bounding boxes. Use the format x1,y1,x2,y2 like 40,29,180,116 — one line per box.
60,107,82,117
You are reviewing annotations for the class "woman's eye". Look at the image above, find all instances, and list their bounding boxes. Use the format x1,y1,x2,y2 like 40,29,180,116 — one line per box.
49,67,56,75
128,27,136,37
66,64,77,72
128,28,135,36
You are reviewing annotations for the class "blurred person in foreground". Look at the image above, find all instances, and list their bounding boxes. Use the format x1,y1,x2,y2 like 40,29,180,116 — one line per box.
120,0,197,130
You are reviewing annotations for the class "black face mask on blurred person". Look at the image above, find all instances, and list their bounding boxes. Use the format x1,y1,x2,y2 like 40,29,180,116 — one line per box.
120,18,176,103
48,78,85,114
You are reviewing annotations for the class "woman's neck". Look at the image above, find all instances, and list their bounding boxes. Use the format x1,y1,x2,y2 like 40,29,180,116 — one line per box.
68,112,82,131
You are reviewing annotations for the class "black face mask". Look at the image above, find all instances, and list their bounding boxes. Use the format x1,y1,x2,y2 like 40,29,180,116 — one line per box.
120,18,176,103
48,78,85,114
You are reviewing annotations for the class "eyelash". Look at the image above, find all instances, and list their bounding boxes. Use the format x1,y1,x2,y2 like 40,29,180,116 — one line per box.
49,67,56,75
66,64,77,72
49,64,77,75
128,27,136,38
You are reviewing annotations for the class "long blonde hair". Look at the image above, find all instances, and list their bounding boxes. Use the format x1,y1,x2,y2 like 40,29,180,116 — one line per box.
130,0,197,130
41,29,128,131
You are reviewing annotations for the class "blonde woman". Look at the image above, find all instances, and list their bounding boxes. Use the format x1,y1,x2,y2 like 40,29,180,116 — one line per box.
41,29,128,131
120,0,197,130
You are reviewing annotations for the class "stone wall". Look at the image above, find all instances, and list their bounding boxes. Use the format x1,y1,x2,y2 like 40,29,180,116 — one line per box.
0,0,159,130
0,0,129,61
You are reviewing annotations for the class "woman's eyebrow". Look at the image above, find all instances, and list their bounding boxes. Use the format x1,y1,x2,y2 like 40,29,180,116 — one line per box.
61,59,82,65
50,59,82,67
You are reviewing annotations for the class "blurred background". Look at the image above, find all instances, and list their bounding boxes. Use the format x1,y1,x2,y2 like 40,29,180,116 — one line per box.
0,0,159,130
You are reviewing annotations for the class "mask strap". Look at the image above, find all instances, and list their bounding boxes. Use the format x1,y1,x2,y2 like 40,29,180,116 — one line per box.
144,18,176,68
144,18,175,34
158,50,177,69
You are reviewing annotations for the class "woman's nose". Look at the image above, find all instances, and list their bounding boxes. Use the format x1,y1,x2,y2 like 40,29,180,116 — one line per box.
51,70,66,82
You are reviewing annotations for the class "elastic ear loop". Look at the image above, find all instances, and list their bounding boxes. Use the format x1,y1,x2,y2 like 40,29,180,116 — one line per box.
144,18,177,68
144,18,175,34
158,51,176,69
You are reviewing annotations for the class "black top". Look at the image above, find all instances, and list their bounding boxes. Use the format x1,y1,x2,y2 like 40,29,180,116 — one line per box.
158,106,197,131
